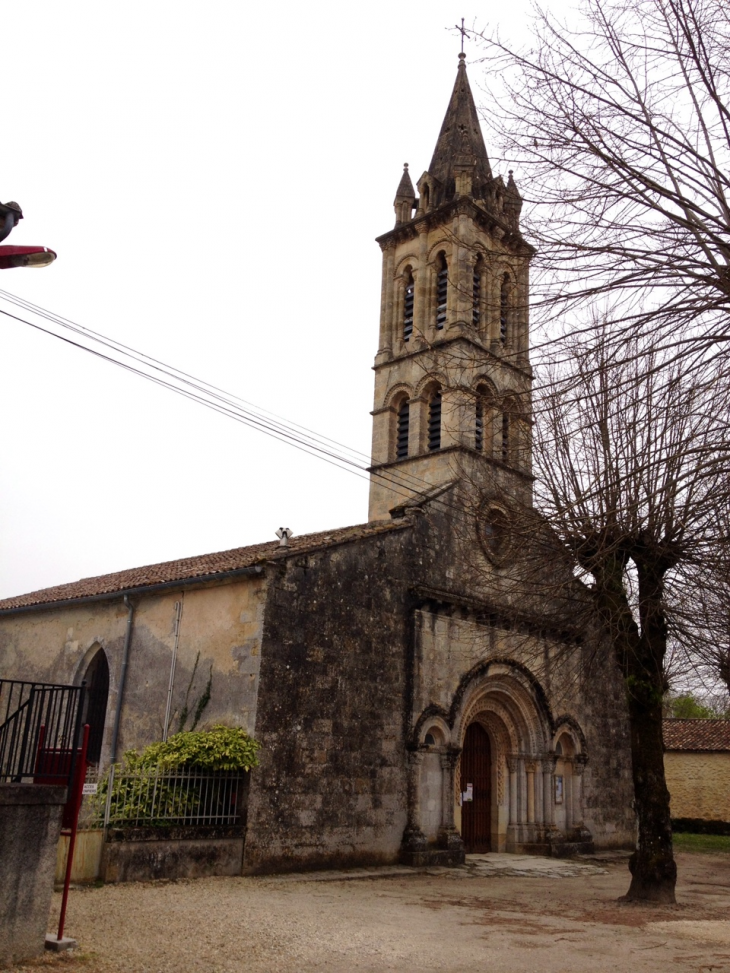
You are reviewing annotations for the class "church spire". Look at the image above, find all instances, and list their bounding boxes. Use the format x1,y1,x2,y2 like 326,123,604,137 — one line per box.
427,53,492,206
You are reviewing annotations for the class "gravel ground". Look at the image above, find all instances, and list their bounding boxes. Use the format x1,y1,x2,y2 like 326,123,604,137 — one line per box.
9,851,730,973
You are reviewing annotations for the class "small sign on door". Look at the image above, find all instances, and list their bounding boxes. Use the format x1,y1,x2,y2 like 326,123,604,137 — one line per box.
461,783,473,804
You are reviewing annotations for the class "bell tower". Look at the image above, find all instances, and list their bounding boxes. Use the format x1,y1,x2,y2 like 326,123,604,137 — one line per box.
368,54,535,521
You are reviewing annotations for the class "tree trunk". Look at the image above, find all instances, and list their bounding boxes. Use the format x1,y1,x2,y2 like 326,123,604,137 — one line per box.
622,560,676,904
623,670,676,903
594,552,677,903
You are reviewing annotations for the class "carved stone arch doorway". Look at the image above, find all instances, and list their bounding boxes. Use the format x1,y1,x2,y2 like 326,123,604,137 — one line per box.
454,664,554,854
404,664,593,863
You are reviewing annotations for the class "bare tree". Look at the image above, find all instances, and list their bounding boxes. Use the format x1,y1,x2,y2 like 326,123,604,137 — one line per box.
476,0,730,369
527,326,729,902
671,502,730,701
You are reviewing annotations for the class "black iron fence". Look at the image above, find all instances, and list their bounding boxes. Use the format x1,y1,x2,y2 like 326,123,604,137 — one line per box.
0,679,85,786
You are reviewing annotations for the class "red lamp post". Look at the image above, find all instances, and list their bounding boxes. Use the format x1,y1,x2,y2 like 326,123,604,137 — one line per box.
0,245,57,269
0,200,56,269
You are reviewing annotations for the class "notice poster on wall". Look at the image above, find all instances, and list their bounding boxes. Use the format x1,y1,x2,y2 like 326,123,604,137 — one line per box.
554,775,564,804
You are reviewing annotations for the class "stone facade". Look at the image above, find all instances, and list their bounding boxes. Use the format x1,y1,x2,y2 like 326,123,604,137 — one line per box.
0,55,636,875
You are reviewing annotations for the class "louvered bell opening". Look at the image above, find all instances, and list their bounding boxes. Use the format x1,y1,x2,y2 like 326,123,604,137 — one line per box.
396,400,410,459
436,267,448,330
403,282,414,340
472,270,481,326
428,391,442,451
475,398,484,451
501,413,509,462
500,280,509,342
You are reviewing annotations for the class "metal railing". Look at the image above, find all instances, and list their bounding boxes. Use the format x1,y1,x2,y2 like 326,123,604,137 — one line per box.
100,764,246,828
0,679,85,786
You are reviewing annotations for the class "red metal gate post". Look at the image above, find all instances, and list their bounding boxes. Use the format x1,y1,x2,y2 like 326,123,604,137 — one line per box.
47,723,89,950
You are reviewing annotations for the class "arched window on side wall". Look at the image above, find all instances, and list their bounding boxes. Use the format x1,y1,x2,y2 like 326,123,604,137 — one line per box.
500,273,511,343
435,254,448,330
396,398,410,460
403,268,414,341
472,257,483,327
428,387,442,451
81,648,110,765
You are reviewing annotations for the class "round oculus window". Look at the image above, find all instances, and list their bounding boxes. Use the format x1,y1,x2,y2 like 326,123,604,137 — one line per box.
479,506,511,561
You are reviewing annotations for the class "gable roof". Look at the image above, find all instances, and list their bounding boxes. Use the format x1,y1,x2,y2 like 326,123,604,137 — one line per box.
0,520,409,613
663,719,730,752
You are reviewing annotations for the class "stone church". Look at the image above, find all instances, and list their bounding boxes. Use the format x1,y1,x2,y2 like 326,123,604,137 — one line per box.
0,55,635,872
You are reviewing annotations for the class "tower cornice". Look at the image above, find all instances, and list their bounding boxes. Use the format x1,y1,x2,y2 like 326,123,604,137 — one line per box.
372,332,533,383
368,446,536,483
375,196,535,257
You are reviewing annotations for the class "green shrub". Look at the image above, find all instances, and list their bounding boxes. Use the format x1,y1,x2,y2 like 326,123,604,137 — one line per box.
93,726,260,826
134,725,260,772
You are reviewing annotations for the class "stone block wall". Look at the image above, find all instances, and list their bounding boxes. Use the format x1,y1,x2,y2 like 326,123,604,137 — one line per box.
243,527,414,874
101,828,244,882
0,784,66,967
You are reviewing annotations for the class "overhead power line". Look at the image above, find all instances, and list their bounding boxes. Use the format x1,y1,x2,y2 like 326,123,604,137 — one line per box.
0,289,463,512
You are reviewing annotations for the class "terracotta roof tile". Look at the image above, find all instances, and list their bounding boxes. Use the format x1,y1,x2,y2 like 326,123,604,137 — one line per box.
0,520,408,612
663,719,730,752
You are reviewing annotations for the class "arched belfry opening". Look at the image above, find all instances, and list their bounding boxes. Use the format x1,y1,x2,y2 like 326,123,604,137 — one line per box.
80,647,110,765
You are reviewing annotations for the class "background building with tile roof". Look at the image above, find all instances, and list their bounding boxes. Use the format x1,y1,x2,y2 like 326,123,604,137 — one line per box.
663,720,730,827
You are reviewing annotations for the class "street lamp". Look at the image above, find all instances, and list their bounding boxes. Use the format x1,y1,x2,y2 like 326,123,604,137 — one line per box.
0,200,56,269
0,246,57,269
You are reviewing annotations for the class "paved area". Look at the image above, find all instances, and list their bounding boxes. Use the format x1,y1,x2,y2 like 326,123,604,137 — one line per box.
273,852,610,884
8,851,730,973
464,852,609,878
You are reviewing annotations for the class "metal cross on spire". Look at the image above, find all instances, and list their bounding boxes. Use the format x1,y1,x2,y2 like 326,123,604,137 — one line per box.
455,18,470,54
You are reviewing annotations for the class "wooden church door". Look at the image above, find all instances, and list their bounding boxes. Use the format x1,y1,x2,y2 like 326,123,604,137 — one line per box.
460,722,491,852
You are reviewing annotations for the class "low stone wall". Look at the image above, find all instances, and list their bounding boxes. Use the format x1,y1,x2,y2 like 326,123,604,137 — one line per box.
100,826,245,883
0,783,66,968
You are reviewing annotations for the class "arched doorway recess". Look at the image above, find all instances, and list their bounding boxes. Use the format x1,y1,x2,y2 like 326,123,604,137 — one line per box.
407,665,593,861
80,648,110,765
453,665,590,854
460,722,491,851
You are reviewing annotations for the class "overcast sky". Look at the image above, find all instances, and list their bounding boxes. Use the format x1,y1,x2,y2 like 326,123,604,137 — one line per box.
0,1,573,600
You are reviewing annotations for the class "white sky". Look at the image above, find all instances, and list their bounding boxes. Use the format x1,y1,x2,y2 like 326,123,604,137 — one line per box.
0,1,572,600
